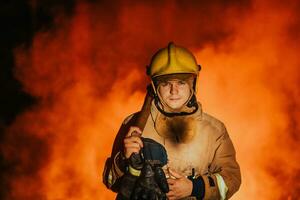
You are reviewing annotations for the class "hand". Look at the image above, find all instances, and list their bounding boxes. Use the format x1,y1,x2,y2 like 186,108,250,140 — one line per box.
123,126,143,159
166,168,193,200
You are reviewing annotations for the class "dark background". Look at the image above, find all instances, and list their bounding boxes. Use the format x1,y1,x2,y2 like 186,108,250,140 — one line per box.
0,0,77,127
0,1,77,198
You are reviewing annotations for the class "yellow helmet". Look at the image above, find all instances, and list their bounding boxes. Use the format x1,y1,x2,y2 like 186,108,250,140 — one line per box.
146,42,201,117
147,42,201,78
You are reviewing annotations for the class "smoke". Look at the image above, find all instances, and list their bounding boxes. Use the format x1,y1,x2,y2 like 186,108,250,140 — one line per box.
1,0,299,199
195,0,300,198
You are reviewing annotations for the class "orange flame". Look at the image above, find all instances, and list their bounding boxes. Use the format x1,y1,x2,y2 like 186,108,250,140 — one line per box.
2,0,300,199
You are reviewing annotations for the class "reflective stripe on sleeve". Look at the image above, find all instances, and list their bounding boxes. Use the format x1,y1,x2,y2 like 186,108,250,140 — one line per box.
215,173,228,200
108,170,113,185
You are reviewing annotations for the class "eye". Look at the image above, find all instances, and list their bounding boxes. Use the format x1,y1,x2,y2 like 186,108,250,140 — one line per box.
160,81,169,87
178,80,186,85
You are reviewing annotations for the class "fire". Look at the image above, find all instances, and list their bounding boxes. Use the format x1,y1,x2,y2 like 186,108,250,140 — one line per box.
1,0,299,199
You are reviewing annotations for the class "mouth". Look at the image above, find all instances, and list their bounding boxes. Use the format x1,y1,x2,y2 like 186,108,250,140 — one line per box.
169,98,181,101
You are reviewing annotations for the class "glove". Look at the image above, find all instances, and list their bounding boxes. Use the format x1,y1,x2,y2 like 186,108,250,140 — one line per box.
119,137,169,200
154,166,169,193
131,163,167,200
117,153,142,199
130,138,169,200
142,138,169,193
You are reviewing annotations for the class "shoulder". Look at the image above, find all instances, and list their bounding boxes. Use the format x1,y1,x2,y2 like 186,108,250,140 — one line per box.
202,112,225,131
122,112,139,125
195,102,226,134
200,112,227,140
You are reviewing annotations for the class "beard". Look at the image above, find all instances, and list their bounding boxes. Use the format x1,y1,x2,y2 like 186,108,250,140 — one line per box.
155,114,196,144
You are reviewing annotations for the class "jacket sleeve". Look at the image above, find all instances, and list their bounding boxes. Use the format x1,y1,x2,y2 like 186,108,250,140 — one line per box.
102,114,136,192
202,124,241,200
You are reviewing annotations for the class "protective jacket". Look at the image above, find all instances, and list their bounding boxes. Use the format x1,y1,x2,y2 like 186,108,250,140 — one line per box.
103,101,241,199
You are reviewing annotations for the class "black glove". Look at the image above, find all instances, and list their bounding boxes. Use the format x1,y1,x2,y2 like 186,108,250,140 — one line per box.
118,137,169,200
154,166,169,193
118,151,144,200
131,163,167,200
142,138,169,193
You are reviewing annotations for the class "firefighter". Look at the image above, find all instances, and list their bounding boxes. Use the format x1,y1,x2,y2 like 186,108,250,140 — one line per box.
103,42,241,199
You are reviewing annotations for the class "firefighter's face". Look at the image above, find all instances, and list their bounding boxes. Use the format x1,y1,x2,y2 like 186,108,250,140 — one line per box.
158,79,191,110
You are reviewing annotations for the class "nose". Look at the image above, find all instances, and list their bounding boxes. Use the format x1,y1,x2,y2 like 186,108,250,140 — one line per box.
170,83,178,94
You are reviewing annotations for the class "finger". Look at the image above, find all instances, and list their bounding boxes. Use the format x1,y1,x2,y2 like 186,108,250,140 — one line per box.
125,146,140,155
166,191,175,199
131,130,141,137
166,191,175,196
124,138,142,146
124,147,140,157
167,178,176,185
126,126,142,137
129,126,142,133
124,137,144,148
124,143,141,149
124,146,140,152
124,136,143,147
168,168,183,179
167,196,176,200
